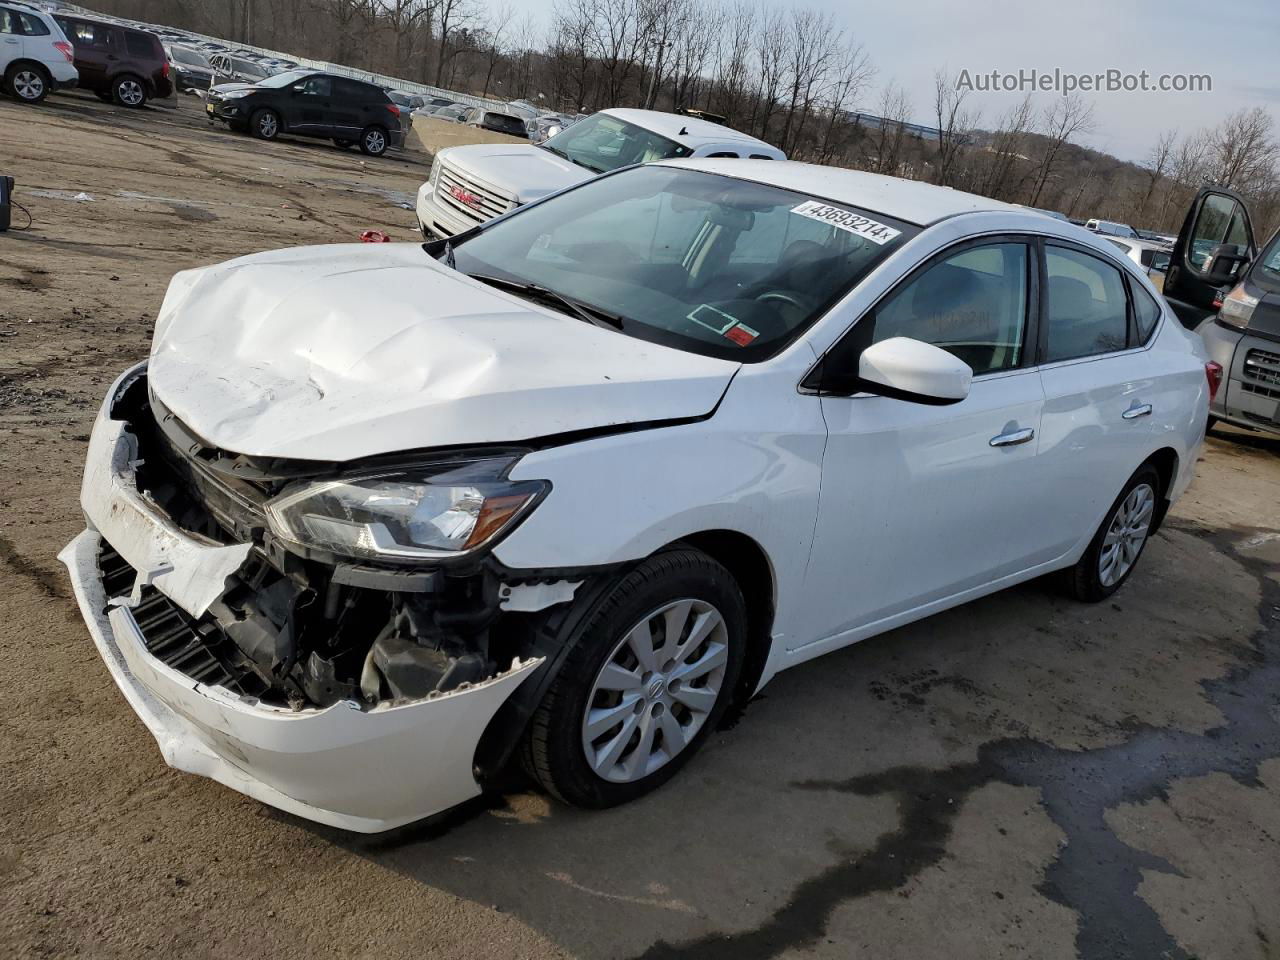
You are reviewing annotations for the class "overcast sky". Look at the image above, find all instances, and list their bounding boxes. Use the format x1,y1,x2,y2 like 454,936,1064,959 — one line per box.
518,0,1278,163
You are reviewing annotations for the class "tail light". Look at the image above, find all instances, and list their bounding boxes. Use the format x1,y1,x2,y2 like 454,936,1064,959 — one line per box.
386,104,401,118
53,41,74,62
1205,361,1223,403
161,60,170,79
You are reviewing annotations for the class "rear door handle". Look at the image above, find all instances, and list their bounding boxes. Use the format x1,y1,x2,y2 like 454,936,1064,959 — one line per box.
1122,403,1153,420
990,427,1035,447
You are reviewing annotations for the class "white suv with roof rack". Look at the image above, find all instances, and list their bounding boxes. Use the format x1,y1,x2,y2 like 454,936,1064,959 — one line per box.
0,0,77,104
415,107,785,239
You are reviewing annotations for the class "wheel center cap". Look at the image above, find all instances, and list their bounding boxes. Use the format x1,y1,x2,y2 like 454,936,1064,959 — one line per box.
646,676,666,701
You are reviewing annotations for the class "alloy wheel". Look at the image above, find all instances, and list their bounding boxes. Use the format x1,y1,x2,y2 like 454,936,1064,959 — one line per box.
259,113,278,137
364,130,385,153
581,598,729,784
1098,482,1155,587
118,79,144,105
14,70,44,101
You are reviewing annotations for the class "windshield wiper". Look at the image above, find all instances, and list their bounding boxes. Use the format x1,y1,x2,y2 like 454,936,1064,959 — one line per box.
540,144,606,174
468,274,624,329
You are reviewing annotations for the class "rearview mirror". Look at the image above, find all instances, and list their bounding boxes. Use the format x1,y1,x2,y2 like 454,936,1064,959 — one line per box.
857,337,972,405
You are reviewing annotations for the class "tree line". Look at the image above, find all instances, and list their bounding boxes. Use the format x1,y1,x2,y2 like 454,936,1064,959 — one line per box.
86,0,1280,238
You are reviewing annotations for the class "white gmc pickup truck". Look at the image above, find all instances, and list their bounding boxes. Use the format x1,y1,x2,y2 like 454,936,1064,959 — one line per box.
415,107,785,239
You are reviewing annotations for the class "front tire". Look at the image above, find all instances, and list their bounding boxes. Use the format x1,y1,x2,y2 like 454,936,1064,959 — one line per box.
250,108,280,140
1063,464,1161,602
524,548,746,808
112,74,147,107
358,125,388,156
6,64,49,104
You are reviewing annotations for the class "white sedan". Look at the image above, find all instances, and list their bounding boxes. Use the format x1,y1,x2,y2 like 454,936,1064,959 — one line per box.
61,159,1216,831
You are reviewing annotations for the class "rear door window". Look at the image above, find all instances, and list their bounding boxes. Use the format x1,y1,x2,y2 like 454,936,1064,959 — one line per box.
124,32,154,58
1131,282,1162,342
18,12,50,35
1044,245,1130,361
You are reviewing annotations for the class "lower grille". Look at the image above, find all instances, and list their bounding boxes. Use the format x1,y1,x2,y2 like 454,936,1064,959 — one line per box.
435,161,515,225
1243,348,1280,389
98,540,268,698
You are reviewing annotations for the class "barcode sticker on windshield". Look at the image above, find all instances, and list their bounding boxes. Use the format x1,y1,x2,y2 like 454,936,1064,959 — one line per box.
791,201,901,245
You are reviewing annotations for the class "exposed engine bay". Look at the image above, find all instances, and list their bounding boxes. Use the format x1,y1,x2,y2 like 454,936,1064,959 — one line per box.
105,369,580,712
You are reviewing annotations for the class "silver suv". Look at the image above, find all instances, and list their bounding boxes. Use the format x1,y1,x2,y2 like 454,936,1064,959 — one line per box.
0,1,78,104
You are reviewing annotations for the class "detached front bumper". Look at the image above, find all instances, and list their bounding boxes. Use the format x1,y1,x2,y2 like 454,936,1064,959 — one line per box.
58,382,542,833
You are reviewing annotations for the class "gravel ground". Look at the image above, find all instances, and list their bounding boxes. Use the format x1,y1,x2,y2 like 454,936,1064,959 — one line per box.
2,91,1279,960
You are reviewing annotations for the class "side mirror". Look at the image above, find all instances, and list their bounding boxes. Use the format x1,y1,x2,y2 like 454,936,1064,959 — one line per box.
857,337,972,405
1205,243,1249,284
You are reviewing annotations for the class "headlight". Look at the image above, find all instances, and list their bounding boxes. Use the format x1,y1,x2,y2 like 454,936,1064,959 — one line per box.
427,158,440,188
1218,281,1258,331
265,456,548,562
221,90,252,99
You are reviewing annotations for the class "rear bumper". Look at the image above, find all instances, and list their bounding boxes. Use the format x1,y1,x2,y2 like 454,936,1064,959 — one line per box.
58,373,543,832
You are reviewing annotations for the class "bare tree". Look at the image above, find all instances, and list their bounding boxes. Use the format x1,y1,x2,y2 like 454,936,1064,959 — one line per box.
978,94,1035,201
931,70,977,187
814,41,874,164
1206,107,1277,192
1135,128,1176,224
869,82,912,175
1027,93,1095,206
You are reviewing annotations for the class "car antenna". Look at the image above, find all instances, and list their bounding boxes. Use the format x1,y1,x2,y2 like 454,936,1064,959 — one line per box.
678,126,688,136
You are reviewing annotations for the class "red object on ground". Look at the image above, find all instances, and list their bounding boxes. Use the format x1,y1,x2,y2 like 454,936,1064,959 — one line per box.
360,230,391,243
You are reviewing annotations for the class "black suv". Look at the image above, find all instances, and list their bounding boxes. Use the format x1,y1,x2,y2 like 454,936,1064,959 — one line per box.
206,69,404,156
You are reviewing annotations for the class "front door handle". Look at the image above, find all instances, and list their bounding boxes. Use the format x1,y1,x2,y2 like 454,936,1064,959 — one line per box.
990,427,1035,447
1122,403,1153,420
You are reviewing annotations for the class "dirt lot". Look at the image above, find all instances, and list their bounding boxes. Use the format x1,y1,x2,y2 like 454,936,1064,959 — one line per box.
2,91,1279,960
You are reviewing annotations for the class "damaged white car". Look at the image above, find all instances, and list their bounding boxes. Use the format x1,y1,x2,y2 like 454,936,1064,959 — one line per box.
62,160,1215,832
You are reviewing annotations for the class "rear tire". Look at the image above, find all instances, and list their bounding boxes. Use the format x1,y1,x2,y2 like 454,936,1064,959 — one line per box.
358,125,388,156
523,547,746,808
1063,464,1162,603
250,108,280,140
112,74,147,107
5,63,50,104
1206,415,1219,433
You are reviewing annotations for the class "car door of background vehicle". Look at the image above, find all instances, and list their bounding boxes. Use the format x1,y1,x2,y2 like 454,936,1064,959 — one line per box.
795,238,1049,650
56,17,111,89
0,8,25,74
328,78,366,137
1163,186,1257,328
292,74,333,131
1034,240,1157,559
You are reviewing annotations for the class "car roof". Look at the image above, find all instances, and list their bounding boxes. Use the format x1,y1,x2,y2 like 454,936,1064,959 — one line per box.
601,108,777,150
655,158,1025,226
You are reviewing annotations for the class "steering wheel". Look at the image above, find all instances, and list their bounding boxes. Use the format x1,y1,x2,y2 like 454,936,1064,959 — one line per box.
756,290,807,310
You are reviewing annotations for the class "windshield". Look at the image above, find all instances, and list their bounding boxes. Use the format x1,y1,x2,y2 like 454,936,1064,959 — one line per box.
1253,230,1280,293
447,165,917,362
541,113,694,174
256,69,313,89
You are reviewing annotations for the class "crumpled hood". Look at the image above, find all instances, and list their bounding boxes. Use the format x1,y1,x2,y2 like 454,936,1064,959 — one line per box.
440,145,592,202
148,244,738,462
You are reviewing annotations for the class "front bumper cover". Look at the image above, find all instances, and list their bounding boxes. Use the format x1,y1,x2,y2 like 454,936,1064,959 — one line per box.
58,376,543,833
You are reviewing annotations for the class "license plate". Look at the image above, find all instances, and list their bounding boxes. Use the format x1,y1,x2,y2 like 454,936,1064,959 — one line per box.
206,103,214,115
